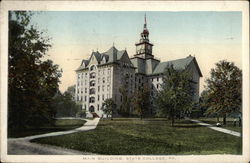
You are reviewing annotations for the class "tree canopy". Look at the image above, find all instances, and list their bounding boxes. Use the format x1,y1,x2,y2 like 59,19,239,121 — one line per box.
8,11,62,129
132,85,150,119
204,60,242,125
101,98,117,119
156,65,194,126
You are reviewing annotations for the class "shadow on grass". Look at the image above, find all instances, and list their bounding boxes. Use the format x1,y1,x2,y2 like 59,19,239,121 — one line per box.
143,119,169,122
173,125,204,128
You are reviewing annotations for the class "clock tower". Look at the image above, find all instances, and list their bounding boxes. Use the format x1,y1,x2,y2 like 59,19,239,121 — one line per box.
135,14,154,59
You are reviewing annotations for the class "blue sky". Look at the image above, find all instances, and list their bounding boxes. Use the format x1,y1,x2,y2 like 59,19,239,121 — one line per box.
31,11,242,92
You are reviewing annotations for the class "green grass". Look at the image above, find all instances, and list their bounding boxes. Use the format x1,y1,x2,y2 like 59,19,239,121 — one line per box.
197,117,242,133
32,118,242,155
8,119,86,138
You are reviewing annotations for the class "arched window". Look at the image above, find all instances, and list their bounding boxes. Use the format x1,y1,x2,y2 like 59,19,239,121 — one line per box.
90,80,95,87
90,88,95,95
90,72,96,79
89,105,95,112
90,65,96,71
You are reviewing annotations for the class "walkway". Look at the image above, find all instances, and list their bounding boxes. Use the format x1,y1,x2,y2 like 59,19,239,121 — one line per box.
8,118,100,154
187,118,241,137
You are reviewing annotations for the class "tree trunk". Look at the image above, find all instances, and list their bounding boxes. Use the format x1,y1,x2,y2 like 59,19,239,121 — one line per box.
216,116,219,123
223,115,226,125
171,116,175,127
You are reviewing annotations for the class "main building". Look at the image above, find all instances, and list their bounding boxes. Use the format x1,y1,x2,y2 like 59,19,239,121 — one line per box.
75,16,202,117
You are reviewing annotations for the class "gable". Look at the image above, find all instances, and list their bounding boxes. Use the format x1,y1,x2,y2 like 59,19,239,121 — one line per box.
119,51,133,65
88,53,99,65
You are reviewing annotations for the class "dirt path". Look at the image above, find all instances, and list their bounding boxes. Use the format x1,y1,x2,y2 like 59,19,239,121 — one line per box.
187,118,241,137
8,118,100,155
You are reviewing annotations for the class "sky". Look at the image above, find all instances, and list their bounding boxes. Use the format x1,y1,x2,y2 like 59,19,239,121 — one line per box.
31,11,242,93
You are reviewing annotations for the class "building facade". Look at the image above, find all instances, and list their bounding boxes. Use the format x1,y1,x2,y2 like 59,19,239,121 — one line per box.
75,16,202,117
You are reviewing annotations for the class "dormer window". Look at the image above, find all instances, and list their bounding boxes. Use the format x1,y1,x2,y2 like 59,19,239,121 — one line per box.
90,65,96,71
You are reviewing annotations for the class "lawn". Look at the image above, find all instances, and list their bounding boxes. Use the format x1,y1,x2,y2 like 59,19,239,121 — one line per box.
8,119,86,138
32,118,242,155
197,117,242,133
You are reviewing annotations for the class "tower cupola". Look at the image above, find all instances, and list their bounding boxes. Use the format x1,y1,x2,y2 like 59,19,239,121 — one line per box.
135,14,154,59
140,14,149,42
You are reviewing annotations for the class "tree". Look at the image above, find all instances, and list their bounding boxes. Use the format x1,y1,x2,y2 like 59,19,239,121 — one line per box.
199,90,210,117
204,60,242,125
133,85,150,119
8,11,62,129
101,98,116,120
156,65,194,126
53,92,80,117
119,86,131,117
66,85,76,100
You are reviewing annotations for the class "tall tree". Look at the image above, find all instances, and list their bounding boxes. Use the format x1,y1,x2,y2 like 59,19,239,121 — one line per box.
204,60,242,125
8,11,62,129
156,65,194,126
119,86,131,116
133,85,150,119
65,85,76,100
101,98,117,120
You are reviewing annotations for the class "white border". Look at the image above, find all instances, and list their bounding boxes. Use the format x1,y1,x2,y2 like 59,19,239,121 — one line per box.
0,1,249,163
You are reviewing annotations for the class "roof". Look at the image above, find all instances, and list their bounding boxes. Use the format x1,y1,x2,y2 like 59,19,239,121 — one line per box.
152,56,202,76
76,46,129,71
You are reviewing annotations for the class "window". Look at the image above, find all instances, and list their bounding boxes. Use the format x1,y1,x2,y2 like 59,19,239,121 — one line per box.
98,95,100,101
102,85,105,91
90,72,96,79
90,80,95,87
157,84,159,89
85,88,87,93
90,88,95,95
103,77,105,83
98,86,100,92
102,94,104,100
98,104,99,111
90,65,96,71
89,97,95,103
85,96,87,101
157,77,159,81
107,85,110,91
